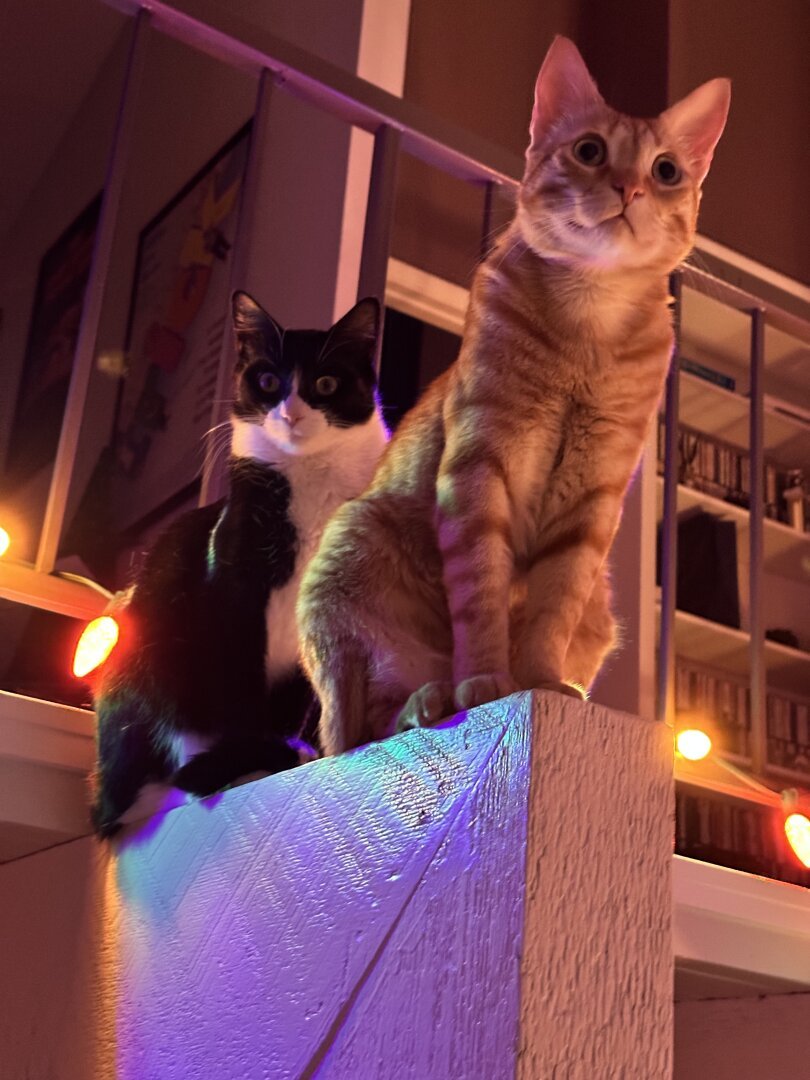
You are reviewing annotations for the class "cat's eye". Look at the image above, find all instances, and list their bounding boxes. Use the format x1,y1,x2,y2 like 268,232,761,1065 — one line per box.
572,134,607,167
315,375,339,396
258,371,280,394
651,154,682,185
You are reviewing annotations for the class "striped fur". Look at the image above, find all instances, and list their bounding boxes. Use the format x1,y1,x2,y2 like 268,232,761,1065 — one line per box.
298,37,730,754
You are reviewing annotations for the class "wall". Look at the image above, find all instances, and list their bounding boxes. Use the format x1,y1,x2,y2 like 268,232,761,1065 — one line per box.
675,993,810,1078
669,0,810,284
395,0,809,286
0,0,365,563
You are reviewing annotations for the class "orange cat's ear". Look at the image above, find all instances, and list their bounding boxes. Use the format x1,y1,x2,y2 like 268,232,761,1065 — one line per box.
661,78,731,184
529,36,603,152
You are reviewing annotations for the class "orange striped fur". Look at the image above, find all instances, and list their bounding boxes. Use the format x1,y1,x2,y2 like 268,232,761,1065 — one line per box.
298,37,730,754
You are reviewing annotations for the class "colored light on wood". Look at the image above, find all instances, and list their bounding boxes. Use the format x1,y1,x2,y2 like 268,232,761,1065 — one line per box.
675,728,712,761
784,813,810,869
73,616,119,677
0,526,10,558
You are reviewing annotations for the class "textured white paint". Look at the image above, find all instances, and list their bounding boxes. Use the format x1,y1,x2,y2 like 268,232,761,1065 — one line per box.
0,692,672,1079
519,695,674,1080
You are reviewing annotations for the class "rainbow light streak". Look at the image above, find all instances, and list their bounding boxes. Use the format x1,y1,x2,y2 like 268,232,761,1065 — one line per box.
784,813,810,869
73,616,120,678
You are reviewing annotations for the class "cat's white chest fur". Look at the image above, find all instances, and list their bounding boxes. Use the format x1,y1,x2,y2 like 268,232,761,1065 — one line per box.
259,415,388,682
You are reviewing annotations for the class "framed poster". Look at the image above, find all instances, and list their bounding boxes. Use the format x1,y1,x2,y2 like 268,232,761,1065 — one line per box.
4,194,102,488
111,122,251,532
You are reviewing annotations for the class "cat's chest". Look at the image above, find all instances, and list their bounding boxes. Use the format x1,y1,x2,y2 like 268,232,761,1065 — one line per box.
263,472,355,680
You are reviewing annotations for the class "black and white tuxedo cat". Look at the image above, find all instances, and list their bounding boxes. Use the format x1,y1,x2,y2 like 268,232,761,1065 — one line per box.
90,292,388,837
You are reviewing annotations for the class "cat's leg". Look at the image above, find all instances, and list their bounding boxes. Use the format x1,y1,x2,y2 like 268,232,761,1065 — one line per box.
91,704,175,839
563,568,618,691
172,736,300,795
395,680,456,733
513,498,622,696
435,456,518,711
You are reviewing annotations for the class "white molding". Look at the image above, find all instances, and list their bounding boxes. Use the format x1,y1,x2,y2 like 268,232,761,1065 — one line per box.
695,233,810,305
385,257,468,335
0,690,94,773
673,855,810,990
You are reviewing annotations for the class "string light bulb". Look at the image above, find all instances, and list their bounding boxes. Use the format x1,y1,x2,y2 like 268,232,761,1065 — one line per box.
73,616,120,678
675,727,712,761
784,813,810,869
0,526,10,558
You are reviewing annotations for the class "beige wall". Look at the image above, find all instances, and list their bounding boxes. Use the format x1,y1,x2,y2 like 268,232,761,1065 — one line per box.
396,0,808,285
669,0,809,284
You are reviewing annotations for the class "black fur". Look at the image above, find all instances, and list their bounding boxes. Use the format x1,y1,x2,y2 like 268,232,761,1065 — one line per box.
90,293,380,838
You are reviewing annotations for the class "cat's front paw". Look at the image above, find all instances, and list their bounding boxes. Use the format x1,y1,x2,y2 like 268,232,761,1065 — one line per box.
454,672,519,711
395,681,456,733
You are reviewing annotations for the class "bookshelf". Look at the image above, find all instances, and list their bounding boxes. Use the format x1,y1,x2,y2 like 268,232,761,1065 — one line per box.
660,269,810,887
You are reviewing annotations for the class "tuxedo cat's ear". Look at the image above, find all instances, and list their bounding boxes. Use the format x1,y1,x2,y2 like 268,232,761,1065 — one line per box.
323,297,381,367
529,37,603,152
231,291,283,367
661,78,731,184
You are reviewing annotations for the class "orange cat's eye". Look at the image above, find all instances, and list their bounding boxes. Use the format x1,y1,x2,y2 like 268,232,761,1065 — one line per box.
572,134,607,167
652,154,682,185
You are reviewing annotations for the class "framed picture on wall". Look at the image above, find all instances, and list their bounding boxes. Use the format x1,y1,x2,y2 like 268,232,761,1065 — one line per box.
110,121,252,533
4,193,102,490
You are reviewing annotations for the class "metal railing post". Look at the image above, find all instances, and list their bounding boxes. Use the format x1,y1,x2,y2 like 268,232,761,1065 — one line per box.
657,270,682,726
35,9,151,573
199,68,279,507
749,307,767,774
480,180,496,262
357,123,401,368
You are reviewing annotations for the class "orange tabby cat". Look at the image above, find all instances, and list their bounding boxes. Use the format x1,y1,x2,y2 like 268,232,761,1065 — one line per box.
298,36,730,754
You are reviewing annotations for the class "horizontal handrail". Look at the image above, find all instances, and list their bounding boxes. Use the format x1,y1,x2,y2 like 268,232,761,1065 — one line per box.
101,0,524,188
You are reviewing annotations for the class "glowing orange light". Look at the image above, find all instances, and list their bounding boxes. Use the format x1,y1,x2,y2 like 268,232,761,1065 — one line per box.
784,813,810,869
73,616,120,678
676,728,712,761
0,526,10,558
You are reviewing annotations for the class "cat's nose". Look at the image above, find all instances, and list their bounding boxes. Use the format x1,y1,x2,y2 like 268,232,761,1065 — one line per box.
612,176,644,207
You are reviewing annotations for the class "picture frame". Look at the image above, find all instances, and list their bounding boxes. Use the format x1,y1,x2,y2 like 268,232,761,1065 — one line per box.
4,193,102,489
110,121,252,533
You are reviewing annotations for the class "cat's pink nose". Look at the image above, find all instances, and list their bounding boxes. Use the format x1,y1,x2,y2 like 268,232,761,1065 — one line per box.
612,176,644,207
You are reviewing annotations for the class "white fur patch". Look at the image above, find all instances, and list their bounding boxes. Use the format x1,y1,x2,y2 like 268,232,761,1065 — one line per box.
232,407,389,680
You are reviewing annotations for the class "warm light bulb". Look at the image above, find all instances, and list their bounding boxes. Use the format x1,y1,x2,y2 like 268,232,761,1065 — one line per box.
676,728,712,761
0,526,9,558
784,813,810,869
73,616,120,678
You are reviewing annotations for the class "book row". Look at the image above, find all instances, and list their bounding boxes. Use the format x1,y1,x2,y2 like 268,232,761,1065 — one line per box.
675,659,810,777
656,416,809,531
676,789,810,889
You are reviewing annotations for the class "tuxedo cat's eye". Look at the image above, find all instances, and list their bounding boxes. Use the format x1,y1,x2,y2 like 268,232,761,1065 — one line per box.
258,372,280,394
652,154,681,185
315,375,339,396
572,135,607,167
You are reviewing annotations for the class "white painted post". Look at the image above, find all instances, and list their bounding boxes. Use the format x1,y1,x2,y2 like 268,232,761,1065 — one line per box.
519,695,673,1079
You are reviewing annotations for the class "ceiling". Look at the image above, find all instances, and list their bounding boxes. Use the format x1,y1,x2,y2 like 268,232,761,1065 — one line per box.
0,0,125,242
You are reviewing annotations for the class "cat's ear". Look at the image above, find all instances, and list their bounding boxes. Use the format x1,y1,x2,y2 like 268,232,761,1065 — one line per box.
231,291,283,366
529,36,603,152
323,297,381,367
661,78,731,184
